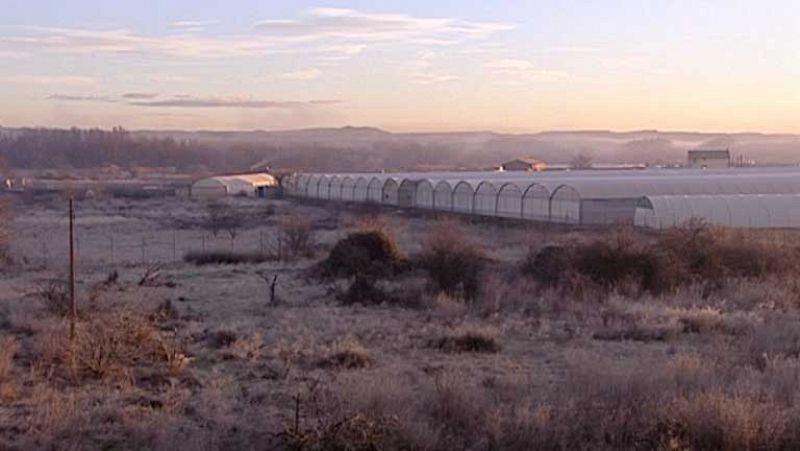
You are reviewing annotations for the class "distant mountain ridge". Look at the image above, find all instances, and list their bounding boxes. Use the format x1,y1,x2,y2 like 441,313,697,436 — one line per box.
1,125,798,171
131,126,800,167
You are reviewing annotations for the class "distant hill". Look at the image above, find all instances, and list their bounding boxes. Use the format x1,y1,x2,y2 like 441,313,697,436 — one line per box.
133,126,800,169
2,125,799,172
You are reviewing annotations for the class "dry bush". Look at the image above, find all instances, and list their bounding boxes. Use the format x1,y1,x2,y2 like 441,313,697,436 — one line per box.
41,309,186,385
0,337,18,403
431,325,501,353
317,337,374,370
317,229,403,280
38,279,71,317
318,228,407,306
593,321,681,342
522,223,800,298
520,244,571,287
207,329,262,361
279,214,314,258
417,219,487,301
184,250,274,265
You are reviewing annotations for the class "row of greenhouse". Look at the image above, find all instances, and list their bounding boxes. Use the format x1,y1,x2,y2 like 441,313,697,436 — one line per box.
282,168,800,229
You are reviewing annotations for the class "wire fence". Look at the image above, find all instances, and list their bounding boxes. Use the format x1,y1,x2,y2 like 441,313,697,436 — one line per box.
15,227,282,270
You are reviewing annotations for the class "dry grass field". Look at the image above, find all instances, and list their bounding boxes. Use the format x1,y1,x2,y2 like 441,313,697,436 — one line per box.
3,193,800,450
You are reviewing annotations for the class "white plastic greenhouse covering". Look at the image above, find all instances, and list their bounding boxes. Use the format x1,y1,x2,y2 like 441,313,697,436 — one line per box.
282,167,800,229
635,195,800,229
192,173,277,198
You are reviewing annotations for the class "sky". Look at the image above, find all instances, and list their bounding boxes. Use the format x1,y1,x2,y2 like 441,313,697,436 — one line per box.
0,0,798,132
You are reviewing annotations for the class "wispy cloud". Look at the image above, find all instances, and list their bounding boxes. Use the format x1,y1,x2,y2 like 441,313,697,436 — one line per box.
0,9,511,61
280,68,322,80
3,75,97,86
406,51,460,85
2,26,274,58
412,73,460,85
170,20,217,32
122,92,158,99
255,8,512,42
48,93,115,102
127,95,341,109
45,93,341,109
485,59,569,82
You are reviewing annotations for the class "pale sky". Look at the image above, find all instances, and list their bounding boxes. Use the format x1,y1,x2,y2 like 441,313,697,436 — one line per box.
1,0,798,132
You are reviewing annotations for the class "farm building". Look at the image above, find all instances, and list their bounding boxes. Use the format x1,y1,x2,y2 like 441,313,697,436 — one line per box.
501,158,546,172
191,173,278,199
688,149,730,169
282,167,800,229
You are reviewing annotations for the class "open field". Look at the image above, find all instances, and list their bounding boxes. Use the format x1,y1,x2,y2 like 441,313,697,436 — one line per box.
3,193,800,450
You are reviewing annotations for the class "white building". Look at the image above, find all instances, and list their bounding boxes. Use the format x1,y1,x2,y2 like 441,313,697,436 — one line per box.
191,173,278,199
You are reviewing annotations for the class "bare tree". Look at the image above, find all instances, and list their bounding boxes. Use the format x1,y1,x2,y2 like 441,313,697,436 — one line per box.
278,215,314,259
570,153,594,169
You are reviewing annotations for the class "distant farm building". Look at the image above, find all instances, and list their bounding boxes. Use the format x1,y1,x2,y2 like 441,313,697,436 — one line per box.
191,173,278,199
688,149,730,169
500,158,546,172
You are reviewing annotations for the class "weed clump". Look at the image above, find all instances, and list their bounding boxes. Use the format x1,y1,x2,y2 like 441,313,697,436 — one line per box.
318,230,403,280
417,219,487,301
522,223,800,297
318,228,405,306
317,338,374,370
431,326,500,354
184,250,273,265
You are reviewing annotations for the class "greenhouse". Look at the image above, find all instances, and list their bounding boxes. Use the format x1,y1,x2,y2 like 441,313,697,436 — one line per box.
635,194,800,229
280,168,800,229
192,173,278,199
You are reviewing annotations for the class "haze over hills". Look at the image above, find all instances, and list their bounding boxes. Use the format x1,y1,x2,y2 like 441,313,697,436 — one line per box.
1,125,799,173
134,126,800,169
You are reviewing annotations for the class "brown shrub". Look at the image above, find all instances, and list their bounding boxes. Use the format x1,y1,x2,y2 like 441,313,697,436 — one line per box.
317,338,374,370
184,250,274,265
38,279,71,317
431,325,500,353
520,245,571,287
44,309,186,385
417,219,487,300
0,337,18,403
522,223,800,298
318,230,403,280
279,214,314,259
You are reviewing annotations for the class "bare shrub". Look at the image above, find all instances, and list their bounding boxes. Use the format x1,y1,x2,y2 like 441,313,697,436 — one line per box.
184,250,274,265
280,381,403,450
0,337,18,403
44,309,186,385
417,219,487,300
317,230,402,280
593,322,681,342
208,330,238,349
520,244,571,287
431,325,500,353
319,228,406,306
278,214,314,258
317,337,374,370
522,223,800,298
38,279,70,317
